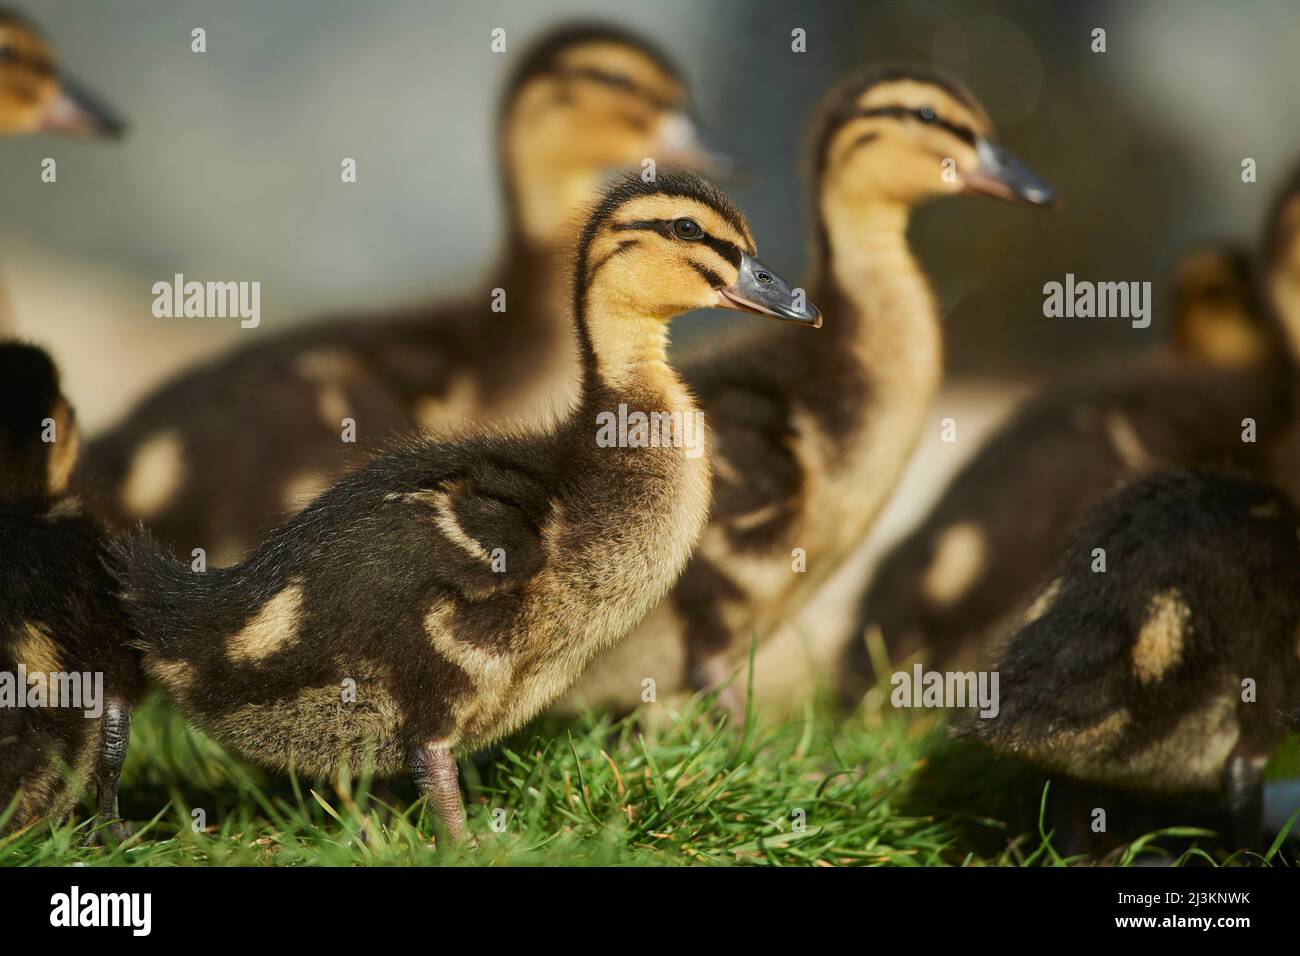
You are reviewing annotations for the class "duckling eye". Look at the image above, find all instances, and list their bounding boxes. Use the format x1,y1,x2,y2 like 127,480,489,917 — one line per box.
0,45,14,64
918,106,936,123
672,218,703,241
607,73,635,92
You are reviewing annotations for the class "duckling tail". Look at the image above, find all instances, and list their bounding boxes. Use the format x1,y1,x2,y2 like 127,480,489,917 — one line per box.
110,528,230,655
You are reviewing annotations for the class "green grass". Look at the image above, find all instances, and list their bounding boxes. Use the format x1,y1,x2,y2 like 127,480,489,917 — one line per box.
2,682,1297,866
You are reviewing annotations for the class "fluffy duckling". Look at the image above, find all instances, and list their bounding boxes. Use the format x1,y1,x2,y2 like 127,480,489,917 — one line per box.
565,65,1054,713
115,172,820,843
79,23,720,566
956,468,1300,849
841,240,1293,703
0,7,125,138
0,344,144,839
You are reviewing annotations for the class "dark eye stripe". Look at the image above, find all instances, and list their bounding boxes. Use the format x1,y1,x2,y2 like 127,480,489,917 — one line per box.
551,66,676,112
686,261,725,288
611,218,743,270
700,235,742,269
854,105,977,146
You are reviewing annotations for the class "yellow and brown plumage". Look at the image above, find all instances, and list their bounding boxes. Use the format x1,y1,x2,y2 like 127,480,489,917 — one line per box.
77,24,720,566
0,8,125,138
842,243,1289,702
956,467,1300,850
563,65,1055,714
116,171,819,843
841,174,1300,704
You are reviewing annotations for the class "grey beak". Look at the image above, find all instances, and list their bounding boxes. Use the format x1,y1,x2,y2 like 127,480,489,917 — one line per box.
42,73,127,139
718,253,822,327
966,137,1056,207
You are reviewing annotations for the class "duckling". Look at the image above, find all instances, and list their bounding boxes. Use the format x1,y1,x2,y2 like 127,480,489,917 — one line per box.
114,171,820,843
564,65,1055,714
0,8,125,138
841,238,1294,704
0,343,144,839
956,467,1300,850
78,23,720,566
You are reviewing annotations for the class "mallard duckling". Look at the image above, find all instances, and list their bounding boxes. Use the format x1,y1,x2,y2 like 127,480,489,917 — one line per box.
841,242,1289,702
0,8,125,138
565,65,1055,713
115,171,820,843
79,23,720,566
956,468,1300,849
0,343,144,839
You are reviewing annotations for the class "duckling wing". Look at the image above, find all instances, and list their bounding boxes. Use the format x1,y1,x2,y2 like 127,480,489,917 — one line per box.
691,374,803,547
117,442,552,661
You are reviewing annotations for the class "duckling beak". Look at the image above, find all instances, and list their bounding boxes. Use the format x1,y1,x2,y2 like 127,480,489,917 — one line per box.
41,74,127,139
963,137,1056,207
654,112,740,178
718,253,822,327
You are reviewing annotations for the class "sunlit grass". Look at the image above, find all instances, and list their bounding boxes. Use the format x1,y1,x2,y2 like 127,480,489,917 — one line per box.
2,683,1296,867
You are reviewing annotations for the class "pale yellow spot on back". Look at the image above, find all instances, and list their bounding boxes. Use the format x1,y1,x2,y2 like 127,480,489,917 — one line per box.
282,472,331,515
293,349,366,383
1132,587,1190,683
1105,411,1155,470
121,430,185,518
226,581,305,663
1021,577,1062,628
13,621,61,674
147,656,198,695
922,522,986,607
316,385,351,431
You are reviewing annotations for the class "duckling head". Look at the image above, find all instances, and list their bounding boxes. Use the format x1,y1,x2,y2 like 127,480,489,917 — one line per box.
0,9,125,138
0,343,80,503
501,24,725,247
1169,244,1268,367
1262,163,1300,357
575,170,821,331
812,64,1055,212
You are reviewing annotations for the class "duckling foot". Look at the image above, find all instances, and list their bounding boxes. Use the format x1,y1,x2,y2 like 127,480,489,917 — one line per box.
408,742,473,849
87,699,132,847
1222,740,1267,853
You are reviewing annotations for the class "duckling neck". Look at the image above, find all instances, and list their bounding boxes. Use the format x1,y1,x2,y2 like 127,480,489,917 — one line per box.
577,300,693,412
814,196,942,384
505,147,602,252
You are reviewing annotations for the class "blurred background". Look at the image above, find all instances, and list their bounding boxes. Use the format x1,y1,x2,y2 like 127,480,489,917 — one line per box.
7,0,1300,426
5,0,1300,698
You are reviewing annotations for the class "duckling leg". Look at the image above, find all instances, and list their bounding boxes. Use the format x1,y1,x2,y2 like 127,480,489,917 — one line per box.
1222,738,1268,851
408,742,470,847
92,697,131,844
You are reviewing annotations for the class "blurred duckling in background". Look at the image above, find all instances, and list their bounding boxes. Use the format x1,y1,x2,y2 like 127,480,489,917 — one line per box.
565,65,1054,715
79,23,722,567
0,7,125,138
115,172,820,844
0,344,144,840
841,232,1295,704
957,468,1300,851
